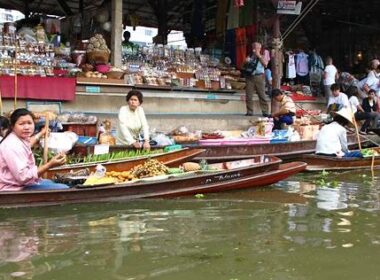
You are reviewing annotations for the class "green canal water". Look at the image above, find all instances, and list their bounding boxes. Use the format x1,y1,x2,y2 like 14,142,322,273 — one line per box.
1,170,380,280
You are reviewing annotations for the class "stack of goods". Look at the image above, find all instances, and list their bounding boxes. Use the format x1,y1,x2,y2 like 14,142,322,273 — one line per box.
0,24,67,77
98,119,115,145
292,117,320,140
86,34,110,64
170,126,200,144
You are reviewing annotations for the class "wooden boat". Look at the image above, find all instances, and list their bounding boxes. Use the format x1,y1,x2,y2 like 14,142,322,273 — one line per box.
0,157,307,208
91,134,362,163
46,148,204,179
302,154,380,171
189,133,363,162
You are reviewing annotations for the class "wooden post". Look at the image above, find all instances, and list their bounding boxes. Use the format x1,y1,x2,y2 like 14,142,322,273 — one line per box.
43,114,50,165
14,47,18,110
111,0,123,67
271,14,282,89
156,0,168,45
0,86,3,116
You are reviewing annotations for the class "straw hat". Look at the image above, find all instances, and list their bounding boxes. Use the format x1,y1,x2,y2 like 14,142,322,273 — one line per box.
335,107,354,124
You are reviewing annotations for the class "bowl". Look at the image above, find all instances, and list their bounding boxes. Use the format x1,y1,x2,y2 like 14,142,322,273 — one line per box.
96,64,111,73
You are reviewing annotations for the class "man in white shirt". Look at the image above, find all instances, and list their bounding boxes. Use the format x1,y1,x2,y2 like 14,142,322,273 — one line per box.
323,56,338,102
327,83,349,113
358,65,380,96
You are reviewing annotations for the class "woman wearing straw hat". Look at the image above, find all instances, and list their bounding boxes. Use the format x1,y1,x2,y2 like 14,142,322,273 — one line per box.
315,107,362,158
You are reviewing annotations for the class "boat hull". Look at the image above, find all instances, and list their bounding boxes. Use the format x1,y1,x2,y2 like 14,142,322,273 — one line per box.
302,154,380,171
0,157,306,208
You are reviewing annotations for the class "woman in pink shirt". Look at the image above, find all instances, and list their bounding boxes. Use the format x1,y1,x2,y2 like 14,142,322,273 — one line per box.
0,108,69,191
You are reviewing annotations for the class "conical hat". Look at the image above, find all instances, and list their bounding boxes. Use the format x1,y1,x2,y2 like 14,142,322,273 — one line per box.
335,107,354,124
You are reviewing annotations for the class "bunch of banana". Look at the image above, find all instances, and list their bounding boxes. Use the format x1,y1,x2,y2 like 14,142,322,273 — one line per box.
130,159,169,178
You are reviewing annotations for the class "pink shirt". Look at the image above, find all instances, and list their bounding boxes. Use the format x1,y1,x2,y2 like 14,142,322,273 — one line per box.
0,132,39,191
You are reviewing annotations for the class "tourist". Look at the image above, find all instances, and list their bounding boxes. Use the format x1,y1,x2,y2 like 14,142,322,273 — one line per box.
348,87,371,134
270,89,296,130
244,42,270,117
327,83,350,114
338,71,365,98
316,107,361,158
359,64,380,96
361,89,380,131
116,90,150,149
0,108,69,191
323,56,338,102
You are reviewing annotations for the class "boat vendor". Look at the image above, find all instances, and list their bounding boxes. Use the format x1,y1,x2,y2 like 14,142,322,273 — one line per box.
116,90,150,150
315,107,362,158
270,88,296,130
0,116,10,141
0,108,69,191
327,83,350,114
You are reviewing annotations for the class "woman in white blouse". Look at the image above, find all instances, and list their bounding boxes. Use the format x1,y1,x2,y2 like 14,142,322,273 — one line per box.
116,90,150,149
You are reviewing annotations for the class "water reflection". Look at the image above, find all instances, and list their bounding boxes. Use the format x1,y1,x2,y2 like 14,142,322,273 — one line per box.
0,171,379,279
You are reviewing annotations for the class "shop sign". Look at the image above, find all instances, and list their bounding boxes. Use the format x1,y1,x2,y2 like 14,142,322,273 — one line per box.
85,86,101,93
277,1,302,15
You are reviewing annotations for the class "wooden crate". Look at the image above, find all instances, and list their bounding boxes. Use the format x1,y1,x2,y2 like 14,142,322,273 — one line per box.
62,123,97,136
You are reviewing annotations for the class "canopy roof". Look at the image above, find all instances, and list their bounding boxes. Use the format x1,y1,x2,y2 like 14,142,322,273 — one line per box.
0,0,194,30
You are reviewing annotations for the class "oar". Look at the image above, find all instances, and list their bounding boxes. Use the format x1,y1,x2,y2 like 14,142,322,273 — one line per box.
351,115,362,151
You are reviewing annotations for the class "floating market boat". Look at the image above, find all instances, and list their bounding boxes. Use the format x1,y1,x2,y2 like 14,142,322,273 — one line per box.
46,148,204,179
0,156,306,207
188,133,364,162
302,153,380,171
97,134,363,163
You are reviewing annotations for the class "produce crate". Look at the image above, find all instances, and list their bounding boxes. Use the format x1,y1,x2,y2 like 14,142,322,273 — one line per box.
62,122,97,136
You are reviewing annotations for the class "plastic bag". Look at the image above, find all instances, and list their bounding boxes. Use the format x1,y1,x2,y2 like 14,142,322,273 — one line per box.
40,131,78,153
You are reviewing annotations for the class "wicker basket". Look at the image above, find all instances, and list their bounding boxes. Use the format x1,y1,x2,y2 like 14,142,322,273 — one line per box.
106,71,125,79
230,81,246,90
86,51,110,64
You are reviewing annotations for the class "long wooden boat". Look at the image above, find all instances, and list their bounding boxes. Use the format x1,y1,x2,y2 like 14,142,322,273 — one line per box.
302,154,380,171
46,148,204,179
92,134,362,163
0,157,306,208
189,133,363,162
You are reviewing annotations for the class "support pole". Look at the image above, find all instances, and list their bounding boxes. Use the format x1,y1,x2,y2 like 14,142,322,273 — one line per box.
111,0,123,67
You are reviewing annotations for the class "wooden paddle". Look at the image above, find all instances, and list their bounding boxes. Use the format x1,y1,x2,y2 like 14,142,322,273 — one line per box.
351,116,362,151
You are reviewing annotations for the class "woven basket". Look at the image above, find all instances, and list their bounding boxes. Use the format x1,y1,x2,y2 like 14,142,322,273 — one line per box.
230,81,246,90
86,51,110,64
106,71,125,79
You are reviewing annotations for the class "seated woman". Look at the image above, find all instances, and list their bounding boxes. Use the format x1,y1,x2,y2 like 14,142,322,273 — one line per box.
0,108,69,191
116,90,150,149
271,88,296,130
361,89,380,131
316,108,361,158
348,87,378,134
0,116,10,141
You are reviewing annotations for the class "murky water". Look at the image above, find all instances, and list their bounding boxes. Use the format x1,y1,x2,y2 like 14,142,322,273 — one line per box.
1,170,380,280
